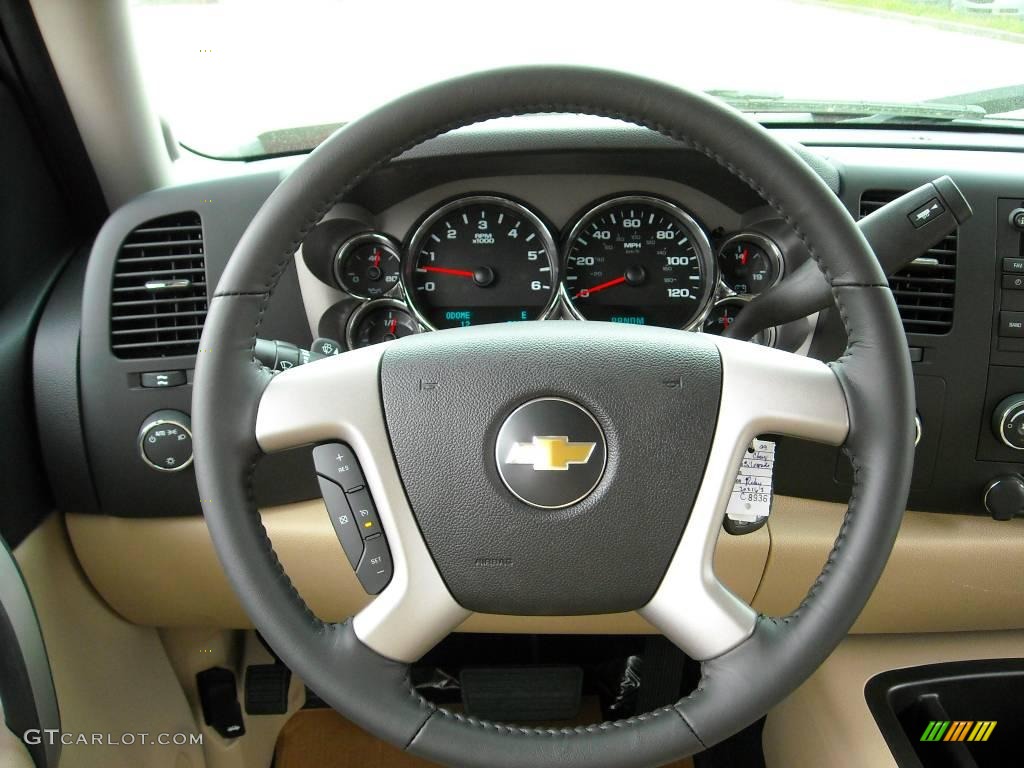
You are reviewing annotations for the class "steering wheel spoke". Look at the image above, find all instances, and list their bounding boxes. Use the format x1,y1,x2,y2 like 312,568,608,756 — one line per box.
639,336,849,660
255,344,471,662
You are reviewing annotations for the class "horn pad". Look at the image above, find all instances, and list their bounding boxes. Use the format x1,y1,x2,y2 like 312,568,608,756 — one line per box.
379,322,722,615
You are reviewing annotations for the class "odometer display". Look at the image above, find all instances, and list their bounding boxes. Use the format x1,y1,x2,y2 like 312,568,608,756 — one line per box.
562,196,715,328
404,195,559,330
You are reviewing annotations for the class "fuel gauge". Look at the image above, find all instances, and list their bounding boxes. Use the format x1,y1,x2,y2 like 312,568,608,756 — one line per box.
346,299,419,350
703,297,775,347
718,233,783,296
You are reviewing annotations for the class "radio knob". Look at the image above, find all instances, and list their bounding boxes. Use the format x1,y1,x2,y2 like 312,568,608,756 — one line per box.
993,395,1024,451
983,475,1024,521
1010,208,1024,232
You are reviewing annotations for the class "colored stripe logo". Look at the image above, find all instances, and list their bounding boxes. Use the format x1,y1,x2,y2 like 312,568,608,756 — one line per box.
920,721,996,742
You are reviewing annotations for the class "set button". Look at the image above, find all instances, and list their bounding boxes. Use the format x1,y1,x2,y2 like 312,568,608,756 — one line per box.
356,535,393,596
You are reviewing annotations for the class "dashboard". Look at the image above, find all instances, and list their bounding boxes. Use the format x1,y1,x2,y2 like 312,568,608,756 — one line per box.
35,118,1024,526
299,183,800,355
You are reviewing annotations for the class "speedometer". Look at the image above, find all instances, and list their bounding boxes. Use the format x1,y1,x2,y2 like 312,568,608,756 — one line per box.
562,196,715,329
404,195,560,330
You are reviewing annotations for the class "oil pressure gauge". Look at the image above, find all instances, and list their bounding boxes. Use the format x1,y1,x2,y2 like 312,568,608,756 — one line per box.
334,232,402,299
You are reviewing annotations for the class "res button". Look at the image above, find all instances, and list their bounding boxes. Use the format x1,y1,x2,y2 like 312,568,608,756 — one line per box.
312,442,366,492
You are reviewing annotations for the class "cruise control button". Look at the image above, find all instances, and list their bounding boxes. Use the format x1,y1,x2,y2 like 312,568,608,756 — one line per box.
312,443,365,492
356,535,393,595
346,487,382,539
317,476,363,568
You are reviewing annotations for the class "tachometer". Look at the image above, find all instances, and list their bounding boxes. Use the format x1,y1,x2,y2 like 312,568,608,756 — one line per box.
404,195,560,330
562,196,715,328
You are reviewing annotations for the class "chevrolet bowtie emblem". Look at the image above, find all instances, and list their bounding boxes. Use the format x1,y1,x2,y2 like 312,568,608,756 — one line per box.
504,436,596,471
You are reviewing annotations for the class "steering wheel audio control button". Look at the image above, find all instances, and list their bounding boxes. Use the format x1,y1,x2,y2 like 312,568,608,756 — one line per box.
317,476,364,568
356,535,393,595
313,442,366,492
346,487,383,539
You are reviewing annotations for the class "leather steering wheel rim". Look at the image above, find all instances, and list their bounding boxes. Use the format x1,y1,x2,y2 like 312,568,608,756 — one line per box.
192,66,915,767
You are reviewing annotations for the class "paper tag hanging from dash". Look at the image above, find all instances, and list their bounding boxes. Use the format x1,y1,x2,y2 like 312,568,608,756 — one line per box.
726,439,776,524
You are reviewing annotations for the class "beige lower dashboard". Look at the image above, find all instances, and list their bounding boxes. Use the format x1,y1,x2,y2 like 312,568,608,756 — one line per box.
66,494,1024,633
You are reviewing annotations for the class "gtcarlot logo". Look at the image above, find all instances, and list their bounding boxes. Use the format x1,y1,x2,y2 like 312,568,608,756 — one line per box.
23,730,203,747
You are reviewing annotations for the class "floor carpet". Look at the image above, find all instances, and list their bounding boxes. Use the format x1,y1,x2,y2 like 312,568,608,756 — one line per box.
275,708,696,768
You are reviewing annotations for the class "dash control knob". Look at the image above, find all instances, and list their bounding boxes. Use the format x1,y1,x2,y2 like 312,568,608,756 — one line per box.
139,409,193,472
993,395,1024,451
1010,208,1024,232
983,475,1024,521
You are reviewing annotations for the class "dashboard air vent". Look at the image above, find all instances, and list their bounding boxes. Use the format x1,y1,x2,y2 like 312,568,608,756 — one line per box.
860,190,956,335
110,212,207,358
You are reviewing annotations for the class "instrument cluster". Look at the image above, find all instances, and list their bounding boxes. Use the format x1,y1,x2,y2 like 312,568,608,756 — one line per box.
311,192,787,350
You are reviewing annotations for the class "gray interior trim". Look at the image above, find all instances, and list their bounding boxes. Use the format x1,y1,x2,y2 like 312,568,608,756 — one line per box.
255,343,470,662
28,0,170,207
255,333,848,663
393,116,841,194
639,336,849,659
0,536,59,768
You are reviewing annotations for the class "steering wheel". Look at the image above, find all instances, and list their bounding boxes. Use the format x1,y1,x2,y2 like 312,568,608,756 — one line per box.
192,67,914,767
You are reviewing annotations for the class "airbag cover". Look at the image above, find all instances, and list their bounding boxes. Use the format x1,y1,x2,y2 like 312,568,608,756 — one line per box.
380,321,721,615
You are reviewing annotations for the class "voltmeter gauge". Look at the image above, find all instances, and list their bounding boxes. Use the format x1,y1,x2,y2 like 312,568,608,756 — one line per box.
334,233,402,299
717,233,783,296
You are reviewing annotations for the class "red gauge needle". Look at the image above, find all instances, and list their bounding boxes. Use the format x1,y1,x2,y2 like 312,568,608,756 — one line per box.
575,275,627,299
421,265,475,278
740,248,749,266
387,318,398,335
372,248,382,269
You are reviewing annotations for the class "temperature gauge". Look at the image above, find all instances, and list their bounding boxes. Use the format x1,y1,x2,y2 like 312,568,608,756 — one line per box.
702,297,775,347
334,233,402,299
718,233,783,296
346,300,419,350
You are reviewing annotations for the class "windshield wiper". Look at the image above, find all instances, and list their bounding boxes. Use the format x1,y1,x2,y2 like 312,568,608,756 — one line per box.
706,89,987,123
927,84,1024,117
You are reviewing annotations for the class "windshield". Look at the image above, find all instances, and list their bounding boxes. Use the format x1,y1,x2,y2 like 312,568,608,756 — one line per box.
130,0,1024,159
